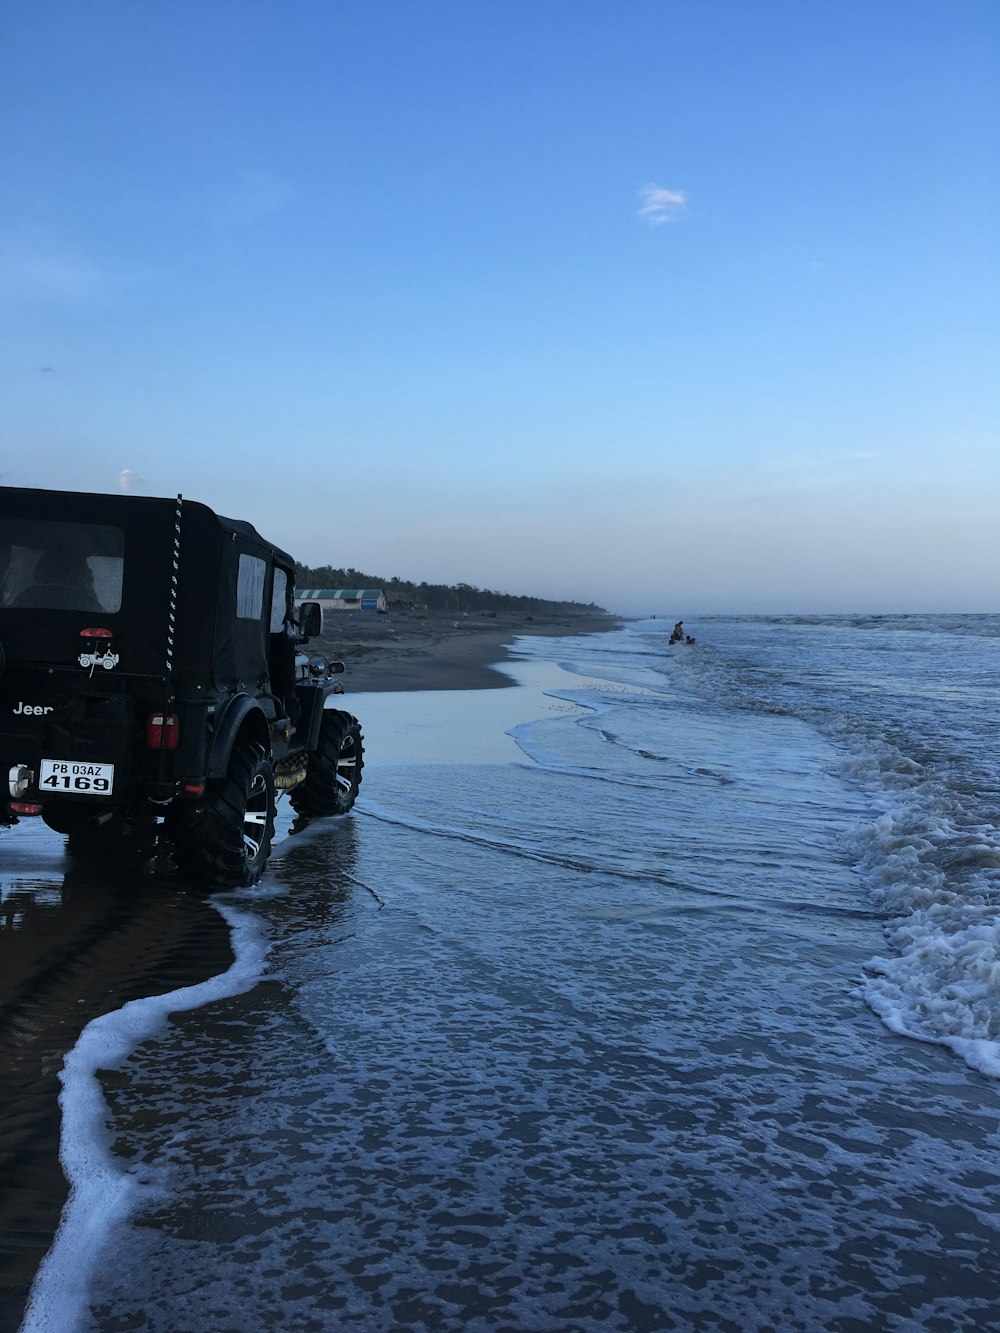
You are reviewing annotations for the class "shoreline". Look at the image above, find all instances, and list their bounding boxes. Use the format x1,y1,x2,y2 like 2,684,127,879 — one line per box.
0,613,622,1328
0,863,237,1330
316,609,624,694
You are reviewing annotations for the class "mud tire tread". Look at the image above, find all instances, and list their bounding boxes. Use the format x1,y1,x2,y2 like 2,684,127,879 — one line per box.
172,741,275,889
289,710,364,819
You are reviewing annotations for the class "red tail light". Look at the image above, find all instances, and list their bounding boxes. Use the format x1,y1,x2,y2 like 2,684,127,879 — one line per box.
10,802,43,816
80,627,113,639
146,712,179,751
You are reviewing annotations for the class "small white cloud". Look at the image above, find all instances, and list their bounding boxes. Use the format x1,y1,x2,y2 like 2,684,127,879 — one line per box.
638,184,687,226
119,468,145,492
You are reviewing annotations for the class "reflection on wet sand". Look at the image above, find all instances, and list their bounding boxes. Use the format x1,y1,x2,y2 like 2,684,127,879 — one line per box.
0,826,234,1332
271,813,375,923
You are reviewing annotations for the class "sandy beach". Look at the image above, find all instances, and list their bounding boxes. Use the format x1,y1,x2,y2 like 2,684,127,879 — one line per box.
313,609,623,693
0,611,618,1330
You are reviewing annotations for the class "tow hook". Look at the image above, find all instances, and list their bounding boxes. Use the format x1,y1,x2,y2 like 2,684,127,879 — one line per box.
8,764,33,797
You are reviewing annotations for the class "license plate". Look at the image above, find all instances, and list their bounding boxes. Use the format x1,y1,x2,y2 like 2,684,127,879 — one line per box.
39,759,115,796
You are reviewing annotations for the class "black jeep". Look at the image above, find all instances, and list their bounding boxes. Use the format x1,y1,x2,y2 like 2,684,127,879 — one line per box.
0,486,364,887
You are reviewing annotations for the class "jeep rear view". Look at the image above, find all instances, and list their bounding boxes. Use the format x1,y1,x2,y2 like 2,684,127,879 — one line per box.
0,486,364,887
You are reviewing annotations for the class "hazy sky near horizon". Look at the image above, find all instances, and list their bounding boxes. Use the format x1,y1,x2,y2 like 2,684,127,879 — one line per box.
2,0,997,616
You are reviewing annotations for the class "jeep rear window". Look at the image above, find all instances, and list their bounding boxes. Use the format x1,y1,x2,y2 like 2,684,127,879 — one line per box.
0,520,124,613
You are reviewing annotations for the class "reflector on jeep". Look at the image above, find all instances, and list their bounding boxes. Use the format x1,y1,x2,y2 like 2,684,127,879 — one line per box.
80,627,114,638
146,712,179,750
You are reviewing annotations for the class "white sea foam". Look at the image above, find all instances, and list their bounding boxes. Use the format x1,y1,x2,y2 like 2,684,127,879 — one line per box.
18,900,269,1333
825,720,1000,1076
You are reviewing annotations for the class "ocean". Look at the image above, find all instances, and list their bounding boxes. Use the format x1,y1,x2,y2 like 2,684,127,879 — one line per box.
20,615,1000,1331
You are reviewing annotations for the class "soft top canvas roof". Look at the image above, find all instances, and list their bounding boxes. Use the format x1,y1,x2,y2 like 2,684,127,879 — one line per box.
0,486,296,687
0,486,294,565
216,513,295,570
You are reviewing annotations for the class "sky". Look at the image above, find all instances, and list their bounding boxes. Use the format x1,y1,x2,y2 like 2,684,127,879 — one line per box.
1,0,997,615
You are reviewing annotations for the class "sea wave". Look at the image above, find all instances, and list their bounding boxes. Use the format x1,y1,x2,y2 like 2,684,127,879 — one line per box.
521,615,1000,1080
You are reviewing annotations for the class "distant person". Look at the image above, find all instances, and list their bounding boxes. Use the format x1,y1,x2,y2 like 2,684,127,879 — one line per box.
670,619,683,644
685,635,696,645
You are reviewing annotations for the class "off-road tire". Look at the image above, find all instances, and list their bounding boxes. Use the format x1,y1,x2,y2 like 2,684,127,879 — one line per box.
289,710,364,819
172,741,276,888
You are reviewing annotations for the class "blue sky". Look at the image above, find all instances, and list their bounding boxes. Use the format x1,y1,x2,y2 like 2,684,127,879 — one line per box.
2,0,997,614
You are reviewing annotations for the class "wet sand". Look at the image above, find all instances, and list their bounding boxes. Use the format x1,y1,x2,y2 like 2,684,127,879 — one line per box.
315,609,622,692
0,841,237,1330
0,612,619,1329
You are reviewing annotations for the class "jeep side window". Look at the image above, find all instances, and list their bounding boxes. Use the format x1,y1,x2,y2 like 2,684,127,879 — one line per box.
270,567,289,633
236,554,266,619
267,564,300,722
0,520,124,612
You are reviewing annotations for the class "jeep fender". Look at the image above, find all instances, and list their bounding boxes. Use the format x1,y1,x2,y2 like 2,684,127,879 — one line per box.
207,695,271,779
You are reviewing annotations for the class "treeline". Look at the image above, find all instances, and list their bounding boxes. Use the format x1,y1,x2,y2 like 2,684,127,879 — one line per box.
294,565,607,617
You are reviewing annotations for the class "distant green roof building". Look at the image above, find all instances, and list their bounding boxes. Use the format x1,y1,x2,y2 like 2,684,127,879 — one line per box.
296,588,387,612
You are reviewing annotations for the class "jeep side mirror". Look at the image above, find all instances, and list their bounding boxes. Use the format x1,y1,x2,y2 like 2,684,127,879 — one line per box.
296,601,322,641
